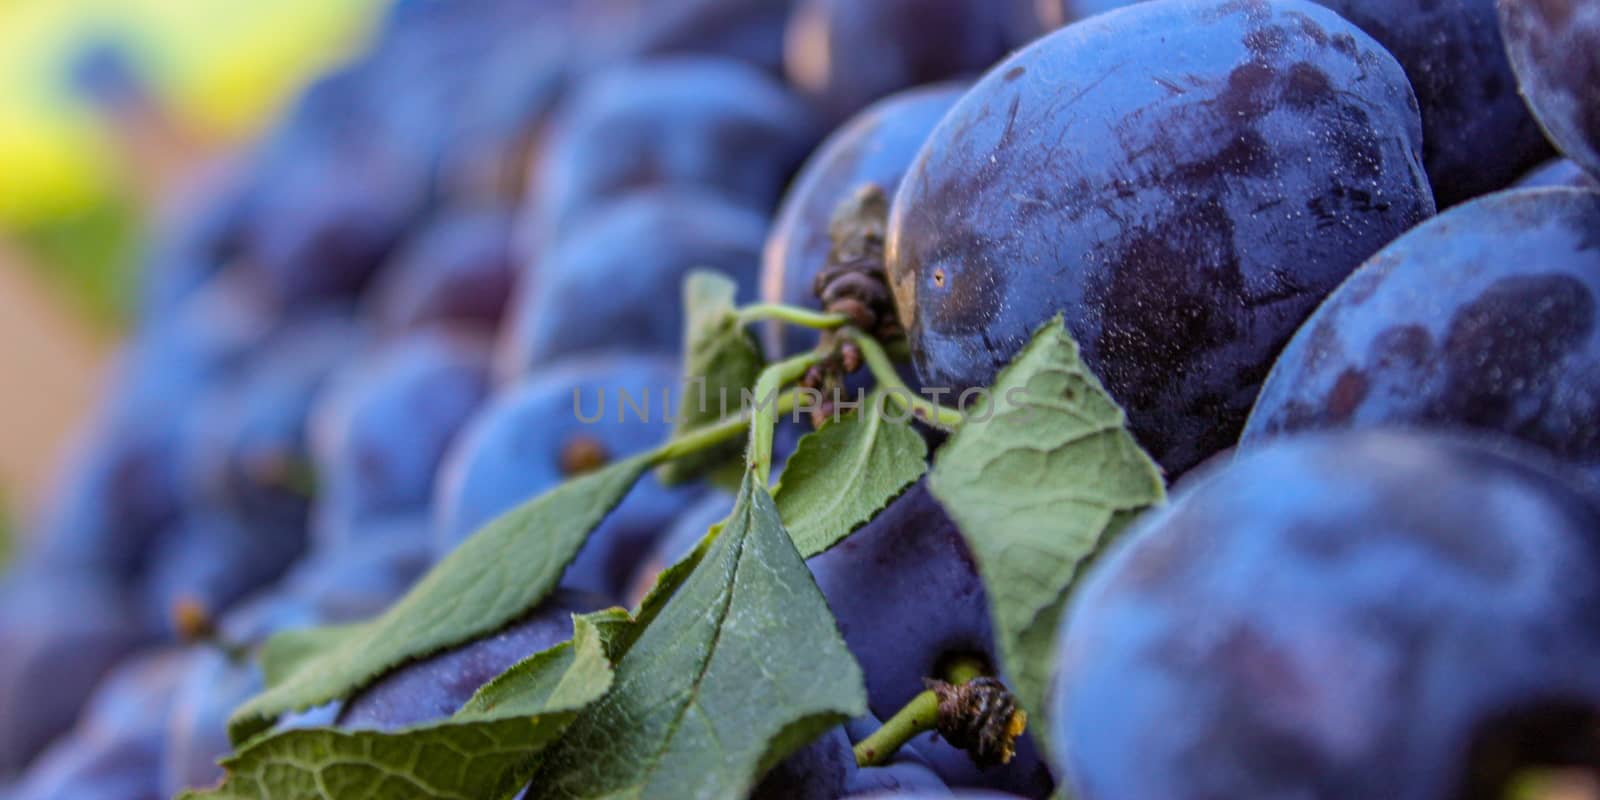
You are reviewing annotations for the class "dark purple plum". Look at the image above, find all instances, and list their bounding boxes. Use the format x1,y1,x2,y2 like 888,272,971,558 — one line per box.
530,57,818,234
762,84,964,358
338,591,602,730
309,327,494,548
1517,159,1600,190
626,490,733,605
162,530,433,795
137,511,305,638
366,209,518,334
1051,430,1600,799
497,188,767,379
0,570,147,776
808,482,1054,797
782,0,1035,122
612,0,795,75
1054,0,1552,204
1243,188,1600,479
754,720,952,799
1499,0,1600,181
8,650,191,800
434,355,698,602
232,63,430,307
184,309,365,527
28,272,277,578
161,649,259,795
1305,0,1553,205
887,0,1434,476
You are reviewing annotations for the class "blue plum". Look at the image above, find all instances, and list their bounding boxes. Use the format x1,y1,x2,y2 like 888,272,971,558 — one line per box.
309,327,494,548
887,0,1434,476
29,273,277,577
434,355,698,601
754,720,951,799
232,64,430,307
626,490,733,605
338,591,602,730
162,529,433,794
782,0,1036,122
1051,430,1600,799
1053,0,1552,204
184,309,365,527
530,57,817,234
762,84,964,359
0,571,147,776
1305,0,1553,205
808,482,1054,797
8,649,192,800
1517,159,1600,191
1243,188,1600,479
613,0,795,75
498,188,767,378
137,511,305,639
1499,0,1600,181
366,209,517,335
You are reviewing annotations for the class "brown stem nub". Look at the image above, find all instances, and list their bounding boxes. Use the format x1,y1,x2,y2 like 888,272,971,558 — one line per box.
928,675,1029,769
812,183,902,343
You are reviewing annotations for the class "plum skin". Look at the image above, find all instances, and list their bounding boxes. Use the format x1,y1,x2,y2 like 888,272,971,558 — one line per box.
1243,188,1600,479
887,0,1434,477
432,355,698,603
1498,0,1600,181
1051,430,1600,800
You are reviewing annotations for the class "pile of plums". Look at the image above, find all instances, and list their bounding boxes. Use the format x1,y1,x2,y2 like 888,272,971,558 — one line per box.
2,0,1598,797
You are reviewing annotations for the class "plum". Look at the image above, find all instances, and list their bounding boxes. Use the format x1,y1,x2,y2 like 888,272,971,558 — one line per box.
137,511,305,639
782,0,1036,122
887,0,1434,476
183,309,365,527
0,570,147,776
433,355,698,601
1244,188,1600,479
808,482,1054,797
613,0,796,75
1051,430,1600,799
1057,0,1553,204
366,209,518,334
338,591,603,730
497,188,767,379
1499,0,1600,181
8,649,192,800
530,56,818,234
762,84,964,359
29,272,277,578
1517,159,1600,191
309,327,494,548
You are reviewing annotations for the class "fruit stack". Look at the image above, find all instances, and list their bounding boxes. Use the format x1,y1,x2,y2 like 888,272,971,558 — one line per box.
2,0,1598,798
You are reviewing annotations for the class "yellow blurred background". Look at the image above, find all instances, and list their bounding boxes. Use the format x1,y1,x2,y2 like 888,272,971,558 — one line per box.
0,0,385,537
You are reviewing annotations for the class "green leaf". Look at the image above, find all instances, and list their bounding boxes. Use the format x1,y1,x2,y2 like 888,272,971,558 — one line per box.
774,392,927,557
184,613,622,800
928,317,1165,722
658,271,764,486
528,475,867,798
230,455,653,743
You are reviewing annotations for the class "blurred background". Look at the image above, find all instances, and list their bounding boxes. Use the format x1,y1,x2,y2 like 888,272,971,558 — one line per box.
0,0,383,550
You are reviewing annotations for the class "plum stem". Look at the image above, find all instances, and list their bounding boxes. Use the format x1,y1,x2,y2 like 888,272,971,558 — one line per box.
735,303,850,331
748,353,823,485
853,689,941,768
843,328,963,430
649,390,802,466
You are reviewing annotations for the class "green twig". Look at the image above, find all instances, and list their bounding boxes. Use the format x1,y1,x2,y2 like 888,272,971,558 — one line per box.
735,303,850,331
748,353,822,485
843,328,964,430
649,391,802,467
853,689,941,768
